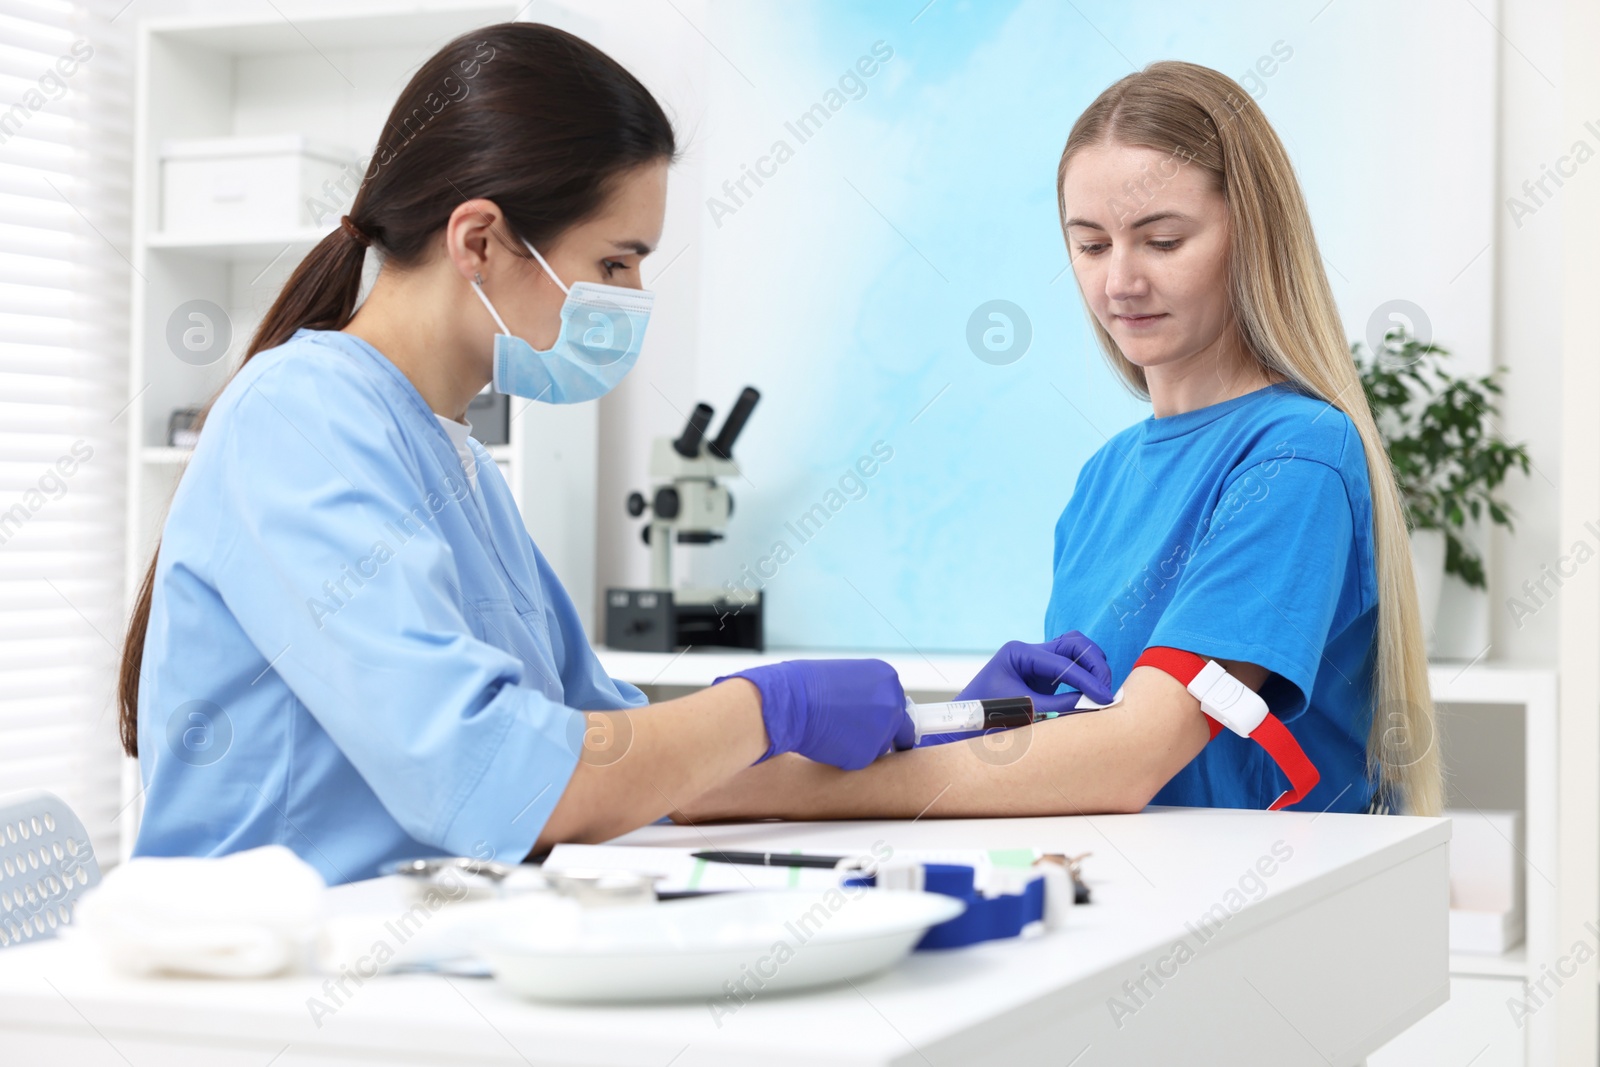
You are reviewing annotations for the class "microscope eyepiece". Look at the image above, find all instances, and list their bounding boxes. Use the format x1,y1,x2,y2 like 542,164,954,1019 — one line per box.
709,387,760,460
673,403,715,458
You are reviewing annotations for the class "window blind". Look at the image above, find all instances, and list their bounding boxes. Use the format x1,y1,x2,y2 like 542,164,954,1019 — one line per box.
0,0,130,868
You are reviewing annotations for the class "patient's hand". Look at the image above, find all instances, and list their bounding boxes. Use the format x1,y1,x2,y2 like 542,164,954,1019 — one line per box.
959,634,1115,713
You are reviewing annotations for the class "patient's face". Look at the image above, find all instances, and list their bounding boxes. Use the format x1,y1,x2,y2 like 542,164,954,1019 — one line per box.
1060,143,1238,378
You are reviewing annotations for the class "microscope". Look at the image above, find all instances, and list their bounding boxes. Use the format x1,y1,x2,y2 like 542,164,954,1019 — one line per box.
604,387,765,652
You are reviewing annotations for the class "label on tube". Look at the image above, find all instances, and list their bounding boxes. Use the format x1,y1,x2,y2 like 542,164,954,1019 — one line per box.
912,699,988,736
908,697,1036,743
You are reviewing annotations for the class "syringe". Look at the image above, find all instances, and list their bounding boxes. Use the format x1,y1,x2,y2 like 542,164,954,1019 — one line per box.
906,689,1126,745
906,696,1038,745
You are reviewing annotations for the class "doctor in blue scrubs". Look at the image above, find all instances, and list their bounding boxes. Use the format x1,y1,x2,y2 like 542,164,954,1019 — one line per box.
116,24,1113,886
675,61,1443,825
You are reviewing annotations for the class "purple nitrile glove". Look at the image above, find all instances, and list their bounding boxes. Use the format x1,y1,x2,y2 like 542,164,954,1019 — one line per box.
714,658,915,770
918,632,1115,748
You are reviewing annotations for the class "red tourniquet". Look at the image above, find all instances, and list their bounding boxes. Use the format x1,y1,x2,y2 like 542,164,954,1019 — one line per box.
1132,646,1320,811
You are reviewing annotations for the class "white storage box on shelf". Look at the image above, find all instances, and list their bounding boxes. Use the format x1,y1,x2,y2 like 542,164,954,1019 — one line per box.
159,135,357,237
1446,808,1523,955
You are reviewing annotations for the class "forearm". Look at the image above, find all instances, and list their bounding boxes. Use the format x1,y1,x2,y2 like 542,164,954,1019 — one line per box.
533,679,767,850
678,667,1212,823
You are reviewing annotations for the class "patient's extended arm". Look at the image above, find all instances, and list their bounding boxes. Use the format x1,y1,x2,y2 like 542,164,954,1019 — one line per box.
671,660,1267,823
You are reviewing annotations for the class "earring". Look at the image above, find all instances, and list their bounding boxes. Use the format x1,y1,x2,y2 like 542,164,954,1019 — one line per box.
474,272,484,285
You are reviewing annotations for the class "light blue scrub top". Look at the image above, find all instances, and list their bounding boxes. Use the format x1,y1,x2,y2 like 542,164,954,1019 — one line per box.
132,328,646,885
1044,382,1380,813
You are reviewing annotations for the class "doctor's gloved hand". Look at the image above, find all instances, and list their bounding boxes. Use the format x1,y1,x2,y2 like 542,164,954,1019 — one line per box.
957,632,1115,715
714,659,913,771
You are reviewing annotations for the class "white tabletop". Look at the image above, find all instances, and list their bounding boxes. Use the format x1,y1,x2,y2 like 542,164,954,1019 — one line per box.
0,808,1448,1066
594,646,991,693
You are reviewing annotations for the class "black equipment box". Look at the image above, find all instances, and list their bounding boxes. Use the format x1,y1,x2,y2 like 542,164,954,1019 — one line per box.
604,588,764,653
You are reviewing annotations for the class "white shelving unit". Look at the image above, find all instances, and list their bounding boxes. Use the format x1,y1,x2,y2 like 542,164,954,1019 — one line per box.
598,647,1558,1064
139,443,512,466
1379,666,1558,1067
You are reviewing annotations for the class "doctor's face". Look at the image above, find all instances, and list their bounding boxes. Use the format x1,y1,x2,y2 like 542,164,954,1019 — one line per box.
500,158,668,351
1060,143,1239,375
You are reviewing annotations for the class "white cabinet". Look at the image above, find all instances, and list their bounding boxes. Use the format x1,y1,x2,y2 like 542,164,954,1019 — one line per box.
1371,976,1527,1067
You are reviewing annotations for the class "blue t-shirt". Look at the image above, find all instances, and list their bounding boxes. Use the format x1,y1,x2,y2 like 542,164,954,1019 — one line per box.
1043,381,1379,813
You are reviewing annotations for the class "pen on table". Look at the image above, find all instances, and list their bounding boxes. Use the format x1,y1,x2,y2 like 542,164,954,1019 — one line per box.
694,848,1092,904
691,850,848,869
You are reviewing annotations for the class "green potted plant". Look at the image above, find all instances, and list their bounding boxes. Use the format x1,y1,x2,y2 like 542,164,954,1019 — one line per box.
1352,328,1530,649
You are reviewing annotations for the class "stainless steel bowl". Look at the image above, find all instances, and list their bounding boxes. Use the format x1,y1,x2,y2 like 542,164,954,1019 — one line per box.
539,867,660,907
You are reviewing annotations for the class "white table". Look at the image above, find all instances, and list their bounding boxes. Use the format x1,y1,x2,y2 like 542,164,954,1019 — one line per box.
598,648,1551,1065
0,809,1448,1065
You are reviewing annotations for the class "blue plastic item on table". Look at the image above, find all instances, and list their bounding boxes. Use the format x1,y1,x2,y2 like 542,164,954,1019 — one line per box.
843,863,1048,950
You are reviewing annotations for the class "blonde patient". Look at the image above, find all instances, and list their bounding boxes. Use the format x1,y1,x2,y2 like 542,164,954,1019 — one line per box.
672,60,1440,824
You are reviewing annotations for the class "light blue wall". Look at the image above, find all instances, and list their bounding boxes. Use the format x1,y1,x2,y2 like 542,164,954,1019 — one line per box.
682,0,1494,654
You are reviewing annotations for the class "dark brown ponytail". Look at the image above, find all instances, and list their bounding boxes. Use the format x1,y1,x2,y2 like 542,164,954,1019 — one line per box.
118,22,677,756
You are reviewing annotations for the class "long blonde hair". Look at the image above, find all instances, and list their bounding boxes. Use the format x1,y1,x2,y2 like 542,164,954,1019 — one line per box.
1058,61,1442,816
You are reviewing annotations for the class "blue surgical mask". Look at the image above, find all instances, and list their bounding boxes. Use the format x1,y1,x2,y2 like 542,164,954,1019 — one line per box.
469,238,654,404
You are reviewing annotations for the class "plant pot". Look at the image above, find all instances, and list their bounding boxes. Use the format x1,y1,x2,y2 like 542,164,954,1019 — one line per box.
1409,528,1445,654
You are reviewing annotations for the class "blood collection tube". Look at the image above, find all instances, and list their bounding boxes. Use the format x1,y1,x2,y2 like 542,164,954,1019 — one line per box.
906,696,1037,744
